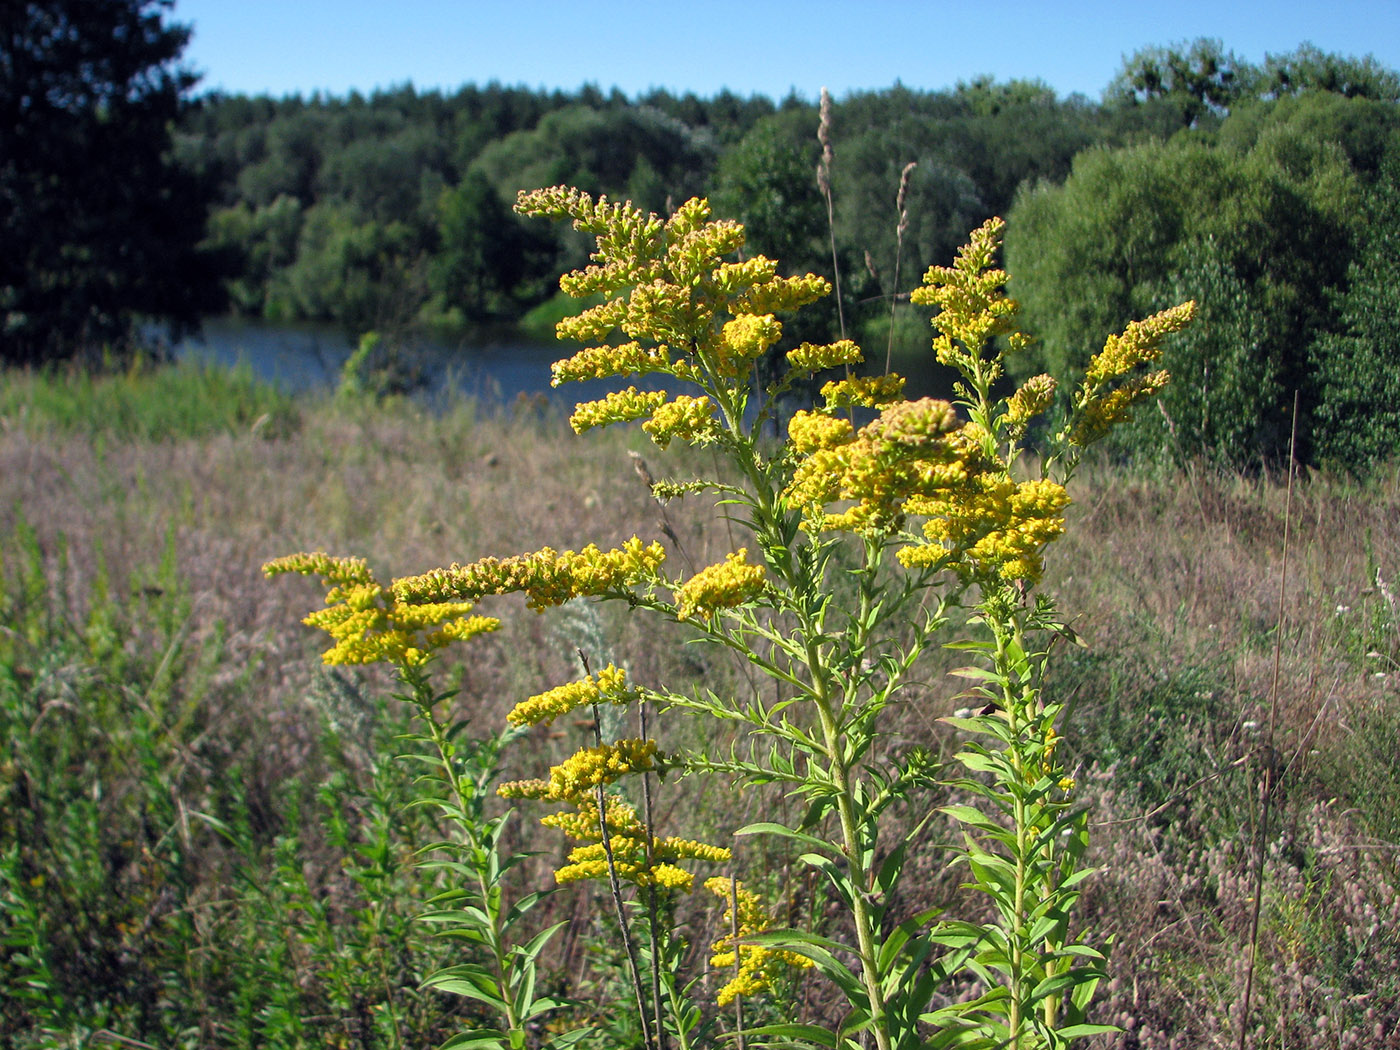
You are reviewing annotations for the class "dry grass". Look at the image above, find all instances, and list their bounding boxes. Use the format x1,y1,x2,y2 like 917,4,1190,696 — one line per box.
3,384,1398,1047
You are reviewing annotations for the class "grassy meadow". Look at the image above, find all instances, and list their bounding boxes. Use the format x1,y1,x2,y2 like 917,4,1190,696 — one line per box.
1,361,1398,1048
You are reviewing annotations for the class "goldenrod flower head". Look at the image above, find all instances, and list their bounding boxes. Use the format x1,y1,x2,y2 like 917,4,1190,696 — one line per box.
785,339,862,376
717,314,782,375
528,792,730,890
786,410,854,454
569,387,669,434
555,298,628,345
821,374,906,411
264,553,499,669
1007,373,1057,425
547,738,660,803
506,664,639,727
551,341,692,386
1083,301,1195,388
785,399,971,536
642,394,720,449
674,550,767,619
909,216,1032,384
734,272,830,315
1070,369,1171,447
899,476,1070,583
703,876,813,1005
393,537,666,611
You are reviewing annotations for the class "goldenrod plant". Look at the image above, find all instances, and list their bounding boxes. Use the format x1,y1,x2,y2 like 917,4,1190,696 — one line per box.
271,189,1191,1050
262,553,575,1050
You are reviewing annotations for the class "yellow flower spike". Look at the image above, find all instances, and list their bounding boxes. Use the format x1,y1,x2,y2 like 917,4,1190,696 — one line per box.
787,410,855,454
265,553,498,670
1006,374,1057,426
821,374,906,411
1070,369,1171,448
642,395,720,450
674,550,767,620
507,664,639,727
785,339,862,375
551,342,689,386
734,272,830,315
710,256,779,296
554,298,628,345
704,876,813,1006
1083,301,1196,388
392,538,665,612
546,738,661,803
716,314,783,375
569,387,669,434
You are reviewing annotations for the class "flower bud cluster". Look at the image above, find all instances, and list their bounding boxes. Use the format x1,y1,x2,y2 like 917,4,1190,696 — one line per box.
393,537,666,612
704,876,813,1006
506,664,638,727
674,549,767,620
263,552,499,669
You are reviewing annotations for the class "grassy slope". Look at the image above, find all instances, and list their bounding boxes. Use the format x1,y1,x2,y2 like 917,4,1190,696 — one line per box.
1,364,1397,1048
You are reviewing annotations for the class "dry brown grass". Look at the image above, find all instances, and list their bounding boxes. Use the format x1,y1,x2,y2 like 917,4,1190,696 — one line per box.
4,392,1398,1047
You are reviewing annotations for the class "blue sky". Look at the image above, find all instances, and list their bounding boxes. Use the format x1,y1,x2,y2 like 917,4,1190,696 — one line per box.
172,0,1400,103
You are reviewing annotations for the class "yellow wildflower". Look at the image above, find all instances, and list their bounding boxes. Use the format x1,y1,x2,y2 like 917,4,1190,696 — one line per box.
642,394,720,449
393,537,666,611
547,738,660,803
821,374,906,411
506,664,638,727
674,550,767,619
704,876,812,1006
569,387,668,434
785,339,862,375
264,553,498,669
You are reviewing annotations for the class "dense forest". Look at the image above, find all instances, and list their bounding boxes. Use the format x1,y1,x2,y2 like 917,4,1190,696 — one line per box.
169,40,1400,471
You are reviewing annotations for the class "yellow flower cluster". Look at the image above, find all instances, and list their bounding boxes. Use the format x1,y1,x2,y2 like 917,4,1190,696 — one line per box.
549,738,660,800
674,550,767,620
910,217,1030,381
704,876,813,1006
1068,301,1195,447
551,341,692,385
511,788,731,891
569,387,668,435
786,410,854,454
785,339,862,375
513,188,841,444
392,537,666,612
1006,374,1057,427
506,664,637,727
900,476,1070,584
716,314,783,377
641,394,720,449
821,374,906,411
784,398,971,535
263,552,499,669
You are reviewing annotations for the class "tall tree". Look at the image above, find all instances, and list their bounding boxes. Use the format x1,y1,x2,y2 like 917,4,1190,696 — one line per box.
1,0,221,364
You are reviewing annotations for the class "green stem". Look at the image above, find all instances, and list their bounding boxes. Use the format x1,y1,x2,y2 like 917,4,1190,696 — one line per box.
995,618,1034,1049
412,676,524,1036
806,637,891,1050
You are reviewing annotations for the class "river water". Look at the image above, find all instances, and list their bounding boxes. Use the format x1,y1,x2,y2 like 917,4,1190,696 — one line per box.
173,318,948,408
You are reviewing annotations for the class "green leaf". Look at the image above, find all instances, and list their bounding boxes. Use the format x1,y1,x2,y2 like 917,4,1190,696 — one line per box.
736,821,839,855
438,1030,511,1050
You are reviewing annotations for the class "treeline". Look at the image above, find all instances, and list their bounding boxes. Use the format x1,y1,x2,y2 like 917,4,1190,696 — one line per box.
173,41,1400,471
173,76,1138,342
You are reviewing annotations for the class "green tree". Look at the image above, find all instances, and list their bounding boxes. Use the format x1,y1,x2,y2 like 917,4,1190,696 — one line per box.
1006,101,1368,466
1313,149,1400,470
1104,38,1255,129
0,0,223,364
